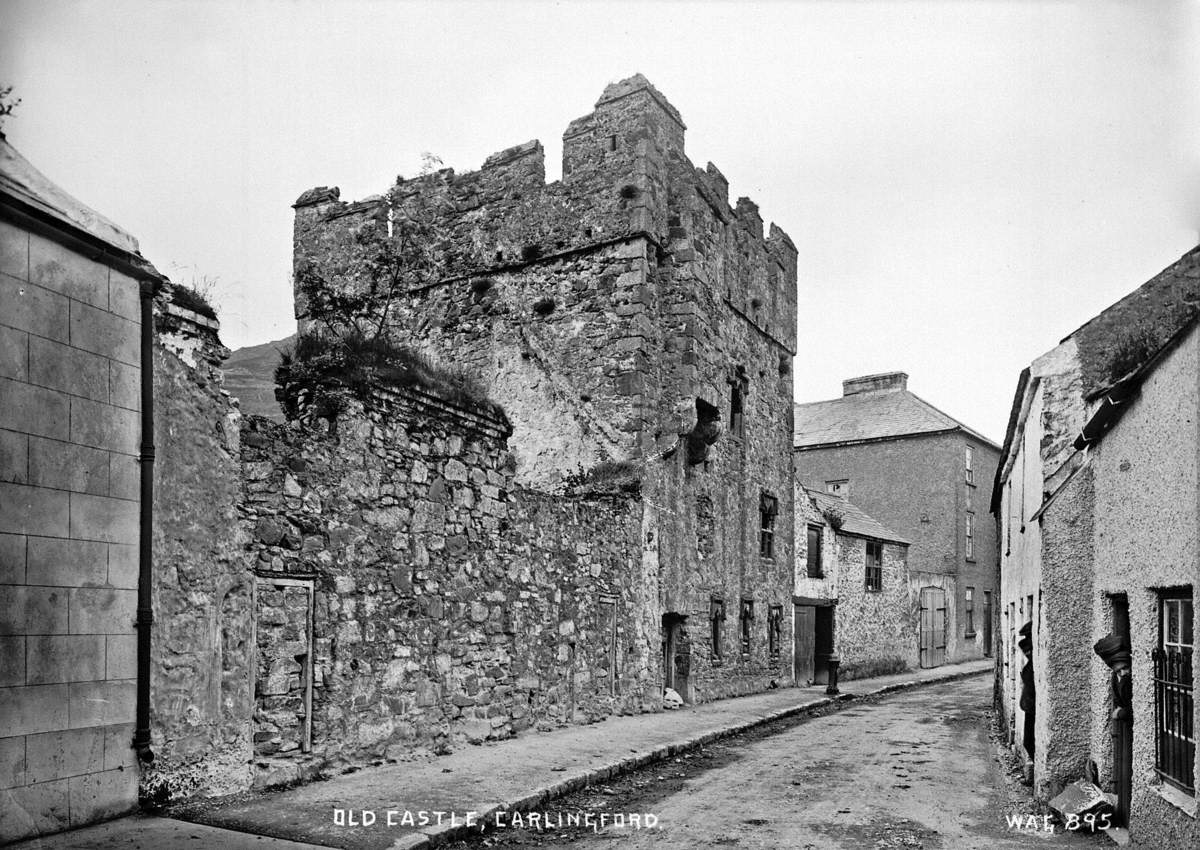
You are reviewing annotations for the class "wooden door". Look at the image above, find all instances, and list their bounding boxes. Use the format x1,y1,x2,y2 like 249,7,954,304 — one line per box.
919,587,947,669
794,605,815,684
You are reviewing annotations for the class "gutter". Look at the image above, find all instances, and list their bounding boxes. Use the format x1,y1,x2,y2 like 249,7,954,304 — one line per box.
133,280,156,763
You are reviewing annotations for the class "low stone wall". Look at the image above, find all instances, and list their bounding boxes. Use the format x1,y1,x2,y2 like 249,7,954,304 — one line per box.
239,386,655,786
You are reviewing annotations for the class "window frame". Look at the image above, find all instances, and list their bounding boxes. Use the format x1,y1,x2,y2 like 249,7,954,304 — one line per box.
865,540,883,592
739,598,754,656
965,511,975,560
759,493,778,560
806,525,824,578
965,445,975,484
767,604,783,660
1154,589,1194,794
710,597,726,661
964,586,976,636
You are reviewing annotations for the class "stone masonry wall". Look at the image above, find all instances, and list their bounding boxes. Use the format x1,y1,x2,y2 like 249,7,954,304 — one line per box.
0,217,143,842
834,535,917,680
292,75,798,705
140,292,249,804
238,386,653,786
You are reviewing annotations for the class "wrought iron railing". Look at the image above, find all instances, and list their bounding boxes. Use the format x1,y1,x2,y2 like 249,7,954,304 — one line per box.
1152,647,1194,794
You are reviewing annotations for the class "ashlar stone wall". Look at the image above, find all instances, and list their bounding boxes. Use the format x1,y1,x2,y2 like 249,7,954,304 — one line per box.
0,216,143,842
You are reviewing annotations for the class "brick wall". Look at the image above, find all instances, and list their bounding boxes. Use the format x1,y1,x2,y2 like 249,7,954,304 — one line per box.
0,217,142,842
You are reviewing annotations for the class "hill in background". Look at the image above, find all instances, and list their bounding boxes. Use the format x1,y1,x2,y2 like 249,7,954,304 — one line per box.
223,333,295,421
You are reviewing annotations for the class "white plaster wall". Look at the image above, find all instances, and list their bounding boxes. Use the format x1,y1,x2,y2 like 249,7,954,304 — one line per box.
1089,323,1199,844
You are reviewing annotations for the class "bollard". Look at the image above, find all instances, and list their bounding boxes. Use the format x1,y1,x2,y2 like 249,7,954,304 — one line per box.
826,657,840,695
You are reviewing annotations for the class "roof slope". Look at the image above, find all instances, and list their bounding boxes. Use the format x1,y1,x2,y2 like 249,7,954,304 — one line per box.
0,135,140,256
793,388,997,450
1068,245,1200,399
804,487,909,545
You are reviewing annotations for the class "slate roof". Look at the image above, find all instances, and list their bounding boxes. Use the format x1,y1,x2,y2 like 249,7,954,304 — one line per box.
793,387,998,450
0,134,141,256
804,487,909,545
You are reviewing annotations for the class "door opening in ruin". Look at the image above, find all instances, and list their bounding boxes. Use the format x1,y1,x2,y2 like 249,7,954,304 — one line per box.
599,598,618,697
253,577,315,760
662,613,690,702
918,587,947,668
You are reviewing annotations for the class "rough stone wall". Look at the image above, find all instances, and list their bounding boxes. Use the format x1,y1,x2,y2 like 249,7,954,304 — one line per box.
1089,323,1199,846
292,76,798,704
793,487,837,602
795,430,998,663
835,535,917,679
238,386,653,786
0,218,143,841
140,294,248,804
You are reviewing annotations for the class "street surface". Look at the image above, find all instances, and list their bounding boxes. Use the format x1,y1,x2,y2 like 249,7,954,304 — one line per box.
452,676,1103,849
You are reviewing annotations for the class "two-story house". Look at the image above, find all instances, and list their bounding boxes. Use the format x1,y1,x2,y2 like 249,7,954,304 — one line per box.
794,372,1000,667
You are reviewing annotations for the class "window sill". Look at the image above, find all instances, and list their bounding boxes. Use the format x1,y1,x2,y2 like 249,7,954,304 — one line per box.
965,631,977,638
965,558,977,564
1152,782,1196,819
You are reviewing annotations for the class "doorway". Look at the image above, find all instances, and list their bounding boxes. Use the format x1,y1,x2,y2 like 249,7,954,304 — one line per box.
919,586,947,668
793,600,836,685
662,613,690,701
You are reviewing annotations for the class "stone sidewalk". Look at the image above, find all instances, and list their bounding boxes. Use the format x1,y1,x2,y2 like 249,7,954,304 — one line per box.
12,659,992,850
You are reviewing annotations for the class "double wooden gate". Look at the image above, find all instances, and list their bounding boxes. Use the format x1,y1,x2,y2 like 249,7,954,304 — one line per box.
919,587,947,668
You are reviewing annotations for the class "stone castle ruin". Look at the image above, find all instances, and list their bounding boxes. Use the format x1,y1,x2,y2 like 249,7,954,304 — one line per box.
0,75,799,835
78,74,797,806
219,73,802,788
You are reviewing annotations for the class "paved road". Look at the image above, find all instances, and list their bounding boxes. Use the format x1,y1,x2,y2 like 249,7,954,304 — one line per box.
457,676,1102,849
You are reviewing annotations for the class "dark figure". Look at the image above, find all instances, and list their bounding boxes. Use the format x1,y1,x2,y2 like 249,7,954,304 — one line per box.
1094,632,1133,826
1018,621,1035,761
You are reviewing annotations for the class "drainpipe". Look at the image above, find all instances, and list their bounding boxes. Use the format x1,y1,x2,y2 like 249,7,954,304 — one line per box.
133,280,156,764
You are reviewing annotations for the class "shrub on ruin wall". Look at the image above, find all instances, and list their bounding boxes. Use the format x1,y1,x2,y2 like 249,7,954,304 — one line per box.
275,330,489,420
280,193,498,420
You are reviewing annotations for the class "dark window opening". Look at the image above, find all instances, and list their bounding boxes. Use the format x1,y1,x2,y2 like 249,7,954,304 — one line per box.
767,605,783,660
806,525,823,578
729,384,745,438
710,597,725,660
865,540,883,592
607,134,618,152
740,599,754,655
965,587,976,636
1154,589,1194,794
759,492,778,559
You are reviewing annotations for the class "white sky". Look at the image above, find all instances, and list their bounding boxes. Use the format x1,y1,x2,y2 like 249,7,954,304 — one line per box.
3,0,1198,442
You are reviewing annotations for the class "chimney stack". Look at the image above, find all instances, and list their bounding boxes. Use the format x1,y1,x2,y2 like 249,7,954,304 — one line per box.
842,372,908,396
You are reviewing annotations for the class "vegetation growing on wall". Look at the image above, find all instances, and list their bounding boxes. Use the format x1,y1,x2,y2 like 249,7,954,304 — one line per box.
278,194,491,419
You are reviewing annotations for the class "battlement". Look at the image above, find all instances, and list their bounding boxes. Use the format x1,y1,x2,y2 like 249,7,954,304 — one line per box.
291,76,798,489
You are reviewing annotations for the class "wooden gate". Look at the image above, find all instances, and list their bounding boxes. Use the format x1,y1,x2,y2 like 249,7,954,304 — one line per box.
918,587,947,669
794,605,815,684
